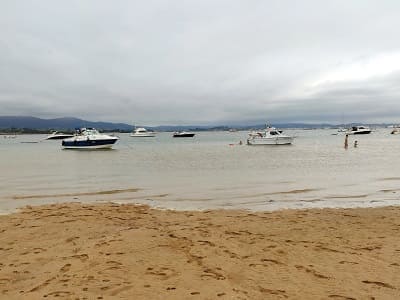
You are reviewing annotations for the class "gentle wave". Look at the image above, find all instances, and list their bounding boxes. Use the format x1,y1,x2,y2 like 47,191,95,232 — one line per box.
13,188,140,200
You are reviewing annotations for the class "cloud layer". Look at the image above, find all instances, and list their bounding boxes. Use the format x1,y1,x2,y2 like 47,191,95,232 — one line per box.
1,0,400,125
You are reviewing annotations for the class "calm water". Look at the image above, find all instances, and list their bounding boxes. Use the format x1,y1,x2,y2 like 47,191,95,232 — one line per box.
1,129,400,214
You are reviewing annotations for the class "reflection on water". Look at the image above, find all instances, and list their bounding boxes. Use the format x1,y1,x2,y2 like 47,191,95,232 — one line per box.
1,128,400,213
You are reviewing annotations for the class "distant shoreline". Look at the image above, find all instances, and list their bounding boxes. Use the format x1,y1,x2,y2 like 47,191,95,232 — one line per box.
0,115,397,133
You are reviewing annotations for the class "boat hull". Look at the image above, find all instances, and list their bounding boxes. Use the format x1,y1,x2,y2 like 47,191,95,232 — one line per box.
173,133,195,137
62,138,118,149
247,136,293,145
130,133,156,137
348,130,371,135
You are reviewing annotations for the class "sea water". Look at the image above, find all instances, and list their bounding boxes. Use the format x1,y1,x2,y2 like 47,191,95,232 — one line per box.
1,128,400,213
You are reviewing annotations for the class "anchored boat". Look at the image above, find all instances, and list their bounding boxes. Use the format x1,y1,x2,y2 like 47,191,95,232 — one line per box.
247,126,293,145
61,128,119,149
130,127,156,137
173,131,195,138
346,126,371,135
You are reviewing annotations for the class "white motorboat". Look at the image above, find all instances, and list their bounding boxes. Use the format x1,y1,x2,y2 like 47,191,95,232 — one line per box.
247,126,293,145
130,127,156,137
249,129,283,137
62,128,119,149
45,131,74,140
346,126,371,135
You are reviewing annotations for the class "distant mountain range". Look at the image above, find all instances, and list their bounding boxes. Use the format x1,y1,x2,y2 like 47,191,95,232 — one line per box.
0,116,133,131
0,116,391,132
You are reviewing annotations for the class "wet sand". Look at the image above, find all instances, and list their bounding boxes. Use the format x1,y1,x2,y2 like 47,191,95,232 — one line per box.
0,203,399,299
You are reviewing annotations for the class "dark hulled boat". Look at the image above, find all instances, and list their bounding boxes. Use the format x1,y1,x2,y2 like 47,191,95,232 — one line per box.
61,128,119,149
173,131,195,138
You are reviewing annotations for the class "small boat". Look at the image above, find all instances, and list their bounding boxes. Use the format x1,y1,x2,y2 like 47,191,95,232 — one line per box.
247,126,293,145
45,131,74,140
173,131,195,138
130,127,156,137
249,129,283,137
346,126,371,135
3,134,17,138
391,127,400,134
62,128,119,149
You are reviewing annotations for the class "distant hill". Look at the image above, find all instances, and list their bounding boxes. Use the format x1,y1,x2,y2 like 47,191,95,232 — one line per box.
0,116,391,132
0,116,133,131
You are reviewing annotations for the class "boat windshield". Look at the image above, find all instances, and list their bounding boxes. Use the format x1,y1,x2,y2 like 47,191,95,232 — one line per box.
81,128,99,135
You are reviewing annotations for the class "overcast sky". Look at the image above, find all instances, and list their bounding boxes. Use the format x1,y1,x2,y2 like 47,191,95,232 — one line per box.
1,0,400,125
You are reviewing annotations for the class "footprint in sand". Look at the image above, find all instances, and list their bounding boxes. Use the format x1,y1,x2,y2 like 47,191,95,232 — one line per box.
65,236,80,244
339,261,358,265
33,247,46,254
328,295,356,300
43,291,72,297
201,268,226,280
197,240,215,247
0,278,11,284
145,267,177,279
110,285,133,296
361,280,395,289
259,287,287,297
222,249,239,259
261,258,285,265
60,264,71,273
105,261,123,270
295,265,330,279
70,254,89,261
95,241,110,247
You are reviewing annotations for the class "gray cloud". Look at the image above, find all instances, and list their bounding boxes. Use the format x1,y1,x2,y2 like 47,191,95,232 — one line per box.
1,0,400,125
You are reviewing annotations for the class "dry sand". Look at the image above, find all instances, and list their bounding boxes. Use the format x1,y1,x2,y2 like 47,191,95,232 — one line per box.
0,203,399,299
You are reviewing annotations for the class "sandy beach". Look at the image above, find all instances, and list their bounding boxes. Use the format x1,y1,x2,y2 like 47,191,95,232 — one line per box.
0,203,399,299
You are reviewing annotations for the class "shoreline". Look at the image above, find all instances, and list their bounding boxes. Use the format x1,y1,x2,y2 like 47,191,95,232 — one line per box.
0,202,399,299
2,186,399,216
